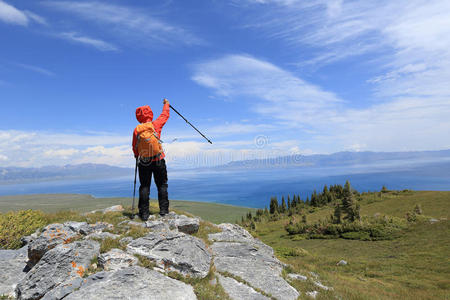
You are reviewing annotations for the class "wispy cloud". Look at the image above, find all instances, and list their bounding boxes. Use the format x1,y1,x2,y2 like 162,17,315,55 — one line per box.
240,0,450,100
43,1,203,47
23,10,48,26
14,63,55,76
192,54,342,126
58,32,118,52
0,0,28,25
192,54,450,152
0,1,46,26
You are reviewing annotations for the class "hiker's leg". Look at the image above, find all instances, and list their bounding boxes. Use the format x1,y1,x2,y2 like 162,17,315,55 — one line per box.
153,159,169,215
138,162,152,217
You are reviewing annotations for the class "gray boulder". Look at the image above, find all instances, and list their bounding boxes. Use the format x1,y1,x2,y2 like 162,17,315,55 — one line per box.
145,220,170,231
27,223,79,266
16,240,100,300
210,224,298,300
217,274,270,300
64,266,197,300
0,246,28,297
98,249,138,271
287,273,308,281
337,260,348,266
63,222,90,235
127,231,211,278
168,216,200,234
208,223,274,255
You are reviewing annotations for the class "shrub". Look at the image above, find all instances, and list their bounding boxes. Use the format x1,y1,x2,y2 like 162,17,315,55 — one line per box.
285,215,408,241
0,210,47,249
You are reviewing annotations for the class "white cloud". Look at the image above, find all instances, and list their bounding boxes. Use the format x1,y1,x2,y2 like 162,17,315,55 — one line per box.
192,54,450,152
0,1,46,26
43,1,203,47
0,153,7,161
23,10,48,26
59,32,118,52
0,0,28,25
240,0,450,100
192,54,342,128
15,63,55,76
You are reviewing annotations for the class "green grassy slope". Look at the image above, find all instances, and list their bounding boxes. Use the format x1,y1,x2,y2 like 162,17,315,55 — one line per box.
0,194,256,224
248,191,450,300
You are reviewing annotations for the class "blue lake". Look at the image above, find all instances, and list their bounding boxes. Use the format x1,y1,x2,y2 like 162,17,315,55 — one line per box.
0,162,449,208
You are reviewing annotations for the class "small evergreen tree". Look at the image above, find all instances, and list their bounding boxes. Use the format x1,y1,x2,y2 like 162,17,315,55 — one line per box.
342,181,356,222
269,196,279,214
302,214,307,223
281,196,287,213
381,185,388,193
287,195,291,210
264,206,269,216
333,204,342,224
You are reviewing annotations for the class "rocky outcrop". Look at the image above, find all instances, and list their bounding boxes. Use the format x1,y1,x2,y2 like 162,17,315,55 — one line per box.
0,246,28,297
2,211,306,300
27,223,79,267
127,231,211,278
209,224,300,300
16,240,100,300
64,266,196,300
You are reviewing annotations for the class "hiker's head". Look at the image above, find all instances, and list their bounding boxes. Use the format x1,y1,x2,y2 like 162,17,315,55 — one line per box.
136,105,153,123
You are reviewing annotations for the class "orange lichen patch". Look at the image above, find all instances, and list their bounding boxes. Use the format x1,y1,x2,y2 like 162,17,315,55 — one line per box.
75,251,79,256
63,238,73,244
71,261,85,277
76,266,85,277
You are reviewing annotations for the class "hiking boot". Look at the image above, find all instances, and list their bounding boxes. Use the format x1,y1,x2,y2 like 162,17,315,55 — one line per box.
139,211,149,221
159,209,169,217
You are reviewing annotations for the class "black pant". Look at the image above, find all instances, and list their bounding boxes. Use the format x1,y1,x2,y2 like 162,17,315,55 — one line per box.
138,158,169,215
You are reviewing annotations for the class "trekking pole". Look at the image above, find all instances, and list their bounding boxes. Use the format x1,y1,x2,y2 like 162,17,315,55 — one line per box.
130,157,138,219
169,104,213,144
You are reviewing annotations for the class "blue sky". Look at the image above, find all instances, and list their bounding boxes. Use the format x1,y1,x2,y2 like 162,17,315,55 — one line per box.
1,0,449,168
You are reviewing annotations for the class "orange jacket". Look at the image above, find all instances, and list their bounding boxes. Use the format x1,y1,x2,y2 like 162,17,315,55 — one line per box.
132,103,170,160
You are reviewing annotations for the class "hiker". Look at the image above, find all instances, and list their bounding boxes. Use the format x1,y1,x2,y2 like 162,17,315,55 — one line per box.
132,99,170,220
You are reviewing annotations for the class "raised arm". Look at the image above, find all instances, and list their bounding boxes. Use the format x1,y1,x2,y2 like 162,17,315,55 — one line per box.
153,99,170,129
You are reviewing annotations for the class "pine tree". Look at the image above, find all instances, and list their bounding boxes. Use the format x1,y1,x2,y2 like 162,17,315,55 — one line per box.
311,190,318,207
342,181,355,222
333,204,342,224
264,206,269,216
287,195,291,210
291,195,296,208
269,197,279,214
281,196,287,213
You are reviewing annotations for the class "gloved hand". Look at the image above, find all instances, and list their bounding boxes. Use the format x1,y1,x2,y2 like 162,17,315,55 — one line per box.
163,98,169,105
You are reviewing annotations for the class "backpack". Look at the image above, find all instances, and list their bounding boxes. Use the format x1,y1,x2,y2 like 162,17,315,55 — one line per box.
134,122,163,159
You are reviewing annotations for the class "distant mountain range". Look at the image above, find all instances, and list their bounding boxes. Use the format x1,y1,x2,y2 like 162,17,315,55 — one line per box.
0,164,131,184
1,150,449,184
215,149,450,170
